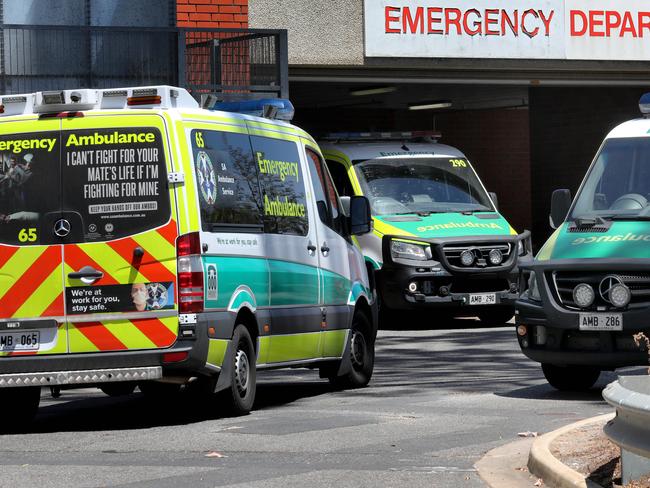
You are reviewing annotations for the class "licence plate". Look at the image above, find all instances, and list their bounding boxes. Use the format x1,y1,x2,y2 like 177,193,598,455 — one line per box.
579,313,623,331
469,293,497,305
0,330,40,351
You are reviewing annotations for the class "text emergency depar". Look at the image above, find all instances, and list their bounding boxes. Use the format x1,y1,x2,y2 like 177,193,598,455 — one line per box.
384,6,555,37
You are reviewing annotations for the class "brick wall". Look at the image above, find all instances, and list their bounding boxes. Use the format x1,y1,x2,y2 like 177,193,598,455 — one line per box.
529,87,647,248
177,0,248,28
433,108,532,237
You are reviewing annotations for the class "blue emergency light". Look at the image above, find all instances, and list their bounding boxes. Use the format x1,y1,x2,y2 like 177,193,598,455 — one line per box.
640,93,650,117
210,98,294,121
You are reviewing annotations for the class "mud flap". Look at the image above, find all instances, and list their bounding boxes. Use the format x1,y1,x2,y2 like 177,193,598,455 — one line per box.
213,340,236,393
335,330,353,377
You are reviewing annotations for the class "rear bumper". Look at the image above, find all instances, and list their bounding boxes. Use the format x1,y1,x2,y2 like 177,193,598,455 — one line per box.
0,366,162,388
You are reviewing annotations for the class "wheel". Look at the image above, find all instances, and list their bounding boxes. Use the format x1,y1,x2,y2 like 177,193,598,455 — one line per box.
0,387,40,428
330,312,375,388
99,382,136,397
541,363,601,391
220,324,256,415
478,306,515,326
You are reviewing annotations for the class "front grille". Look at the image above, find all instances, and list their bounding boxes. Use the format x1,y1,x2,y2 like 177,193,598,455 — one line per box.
442,243,512,269
550,271,650,310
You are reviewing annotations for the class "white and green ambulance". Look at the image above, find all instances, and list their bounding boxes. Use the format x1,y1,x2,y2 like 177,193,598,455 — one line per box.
321,132,531,325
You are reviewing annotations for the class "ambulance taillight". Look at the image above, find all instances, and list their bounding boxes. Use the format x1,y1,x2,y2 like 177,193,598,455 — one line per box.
177,232,204,314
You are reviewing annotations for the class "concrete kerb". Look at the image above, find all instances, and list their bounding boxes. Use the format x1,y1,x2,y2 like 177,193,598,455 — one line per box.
527,413,615,488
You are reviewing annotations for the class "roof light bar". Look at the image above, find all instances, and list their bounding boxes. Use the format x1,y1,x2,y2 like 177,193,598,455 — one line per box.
132,88,158,97
320,130,442,141
42,91,65,105
640,93,650,117
127,95,162,106
210,98,295,121
2,96,27,104
103,90,128,98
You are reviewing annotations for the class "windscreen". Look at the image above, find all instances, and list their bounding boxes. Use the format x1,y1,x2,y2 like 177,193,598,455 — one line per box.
571,137,650,220
354,157,493,216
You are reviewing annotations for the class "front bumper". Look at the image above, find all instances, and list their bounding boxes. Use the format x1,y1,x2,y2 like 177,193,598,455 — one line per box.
516,258,650,367
379,232,530,311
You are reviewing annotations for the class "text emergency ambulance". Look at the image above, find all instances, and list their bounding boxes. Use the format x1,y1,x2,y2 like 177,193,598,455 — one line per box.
321,133,531,325
0,86,376,425
516,94,650,391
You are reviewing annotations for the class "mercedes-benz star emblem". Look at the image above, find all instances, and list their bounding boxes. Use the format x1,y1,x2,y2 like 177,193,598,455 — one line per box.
599,275,624,304
53,219,71,238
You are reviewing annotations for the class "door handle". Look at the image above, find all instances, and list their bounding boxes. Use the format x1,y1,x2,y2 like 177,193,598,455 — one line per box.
321,242,330,256
307,241,317,254
68,266,104,282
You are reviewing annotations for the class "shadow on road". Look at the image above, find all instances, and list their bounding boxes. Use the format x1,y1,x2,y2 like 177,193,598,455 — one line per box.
19,374,335,434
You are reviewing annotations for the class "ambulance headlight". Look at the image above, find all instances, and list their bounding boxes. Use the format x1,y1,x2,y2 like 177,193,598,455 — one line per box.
390,240,430,261
527,272,541,302
572,283,595,308
609,283,631,308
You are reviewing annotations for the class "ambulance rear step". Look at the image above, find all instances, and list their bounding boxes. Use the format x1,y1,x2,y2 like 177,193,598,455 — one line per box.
0,366,161,388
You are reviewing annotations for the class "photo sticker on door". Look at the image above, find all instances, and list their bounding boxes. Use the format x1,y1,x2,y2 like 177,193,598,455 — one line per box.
206,264,218,300
66,282,175,314
196,151,217,205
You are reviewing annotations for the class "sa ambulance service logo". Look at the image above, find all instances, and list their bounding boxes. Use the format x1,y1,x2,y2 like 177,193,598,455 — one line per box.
196,151,217,205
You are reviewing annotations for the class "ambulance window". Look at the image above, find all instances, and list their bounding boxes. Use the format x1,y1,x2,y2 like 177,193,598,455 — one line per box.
62,127,171,242
307,149,343,234
0,132,61,245
326,160,354,197
190,130,263,231
251,136,308,236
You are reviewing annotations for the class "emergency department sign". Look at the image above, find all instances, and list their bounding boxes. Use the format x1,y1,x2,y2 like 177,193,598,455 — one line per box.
365,0,650,61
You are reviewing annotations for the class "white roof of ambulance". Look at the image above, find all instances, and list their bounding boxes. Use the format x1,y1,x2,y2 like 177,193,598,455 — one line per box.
320,141,466,162
606,118,650,139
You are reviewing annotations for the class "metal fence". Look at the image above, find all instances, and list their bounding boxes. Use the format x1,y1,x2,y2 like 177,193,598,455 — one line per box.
0,25,288,99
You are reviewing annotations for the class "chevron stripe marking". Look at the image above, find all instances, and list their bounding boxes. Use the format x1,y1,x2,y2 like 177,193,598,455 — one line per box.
0,247,61,317
0,245,20,265
131,317,177,348
74,322,127,351
81,244,149,283
65,245,119,285
14,264,65,318
0,246,45,300
107,237,175,283
156,220,178,247
42,292,65,317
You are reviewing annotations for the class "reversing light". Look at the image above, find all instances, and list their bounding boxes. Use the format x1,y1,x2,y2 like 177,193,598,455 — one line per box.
177,232,204,314
609,283,631,308
573,283,595,308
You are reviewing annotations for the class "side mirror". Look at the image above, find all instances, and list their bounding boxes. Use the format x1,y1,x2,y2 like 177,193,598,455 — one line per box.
489,192,499,211
550,189,572,229
349,196,372,235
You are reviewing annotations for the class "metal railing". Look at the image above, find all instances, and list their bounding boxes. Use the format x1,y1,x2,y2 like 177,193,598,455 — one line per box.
0,25,288,99
603,369,650,485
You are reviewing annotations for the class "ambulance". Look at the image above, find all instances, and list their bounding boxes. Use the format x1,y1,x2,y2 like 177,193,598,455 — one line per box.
516,94,650,390
0,86,376,424
320,134,531,325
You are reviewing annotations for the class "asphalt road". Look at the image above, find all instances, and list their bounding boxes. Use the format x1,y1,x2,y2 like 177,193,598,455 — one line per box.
0,319,615,488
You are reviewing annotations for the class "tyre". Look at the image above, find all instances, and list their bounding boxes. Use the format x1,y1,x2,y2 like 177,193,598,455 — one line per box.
219,324,256,415
331,312,375,388
0,387,40,428
478,306,515,326
99,382,136,397
541,363,601,391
